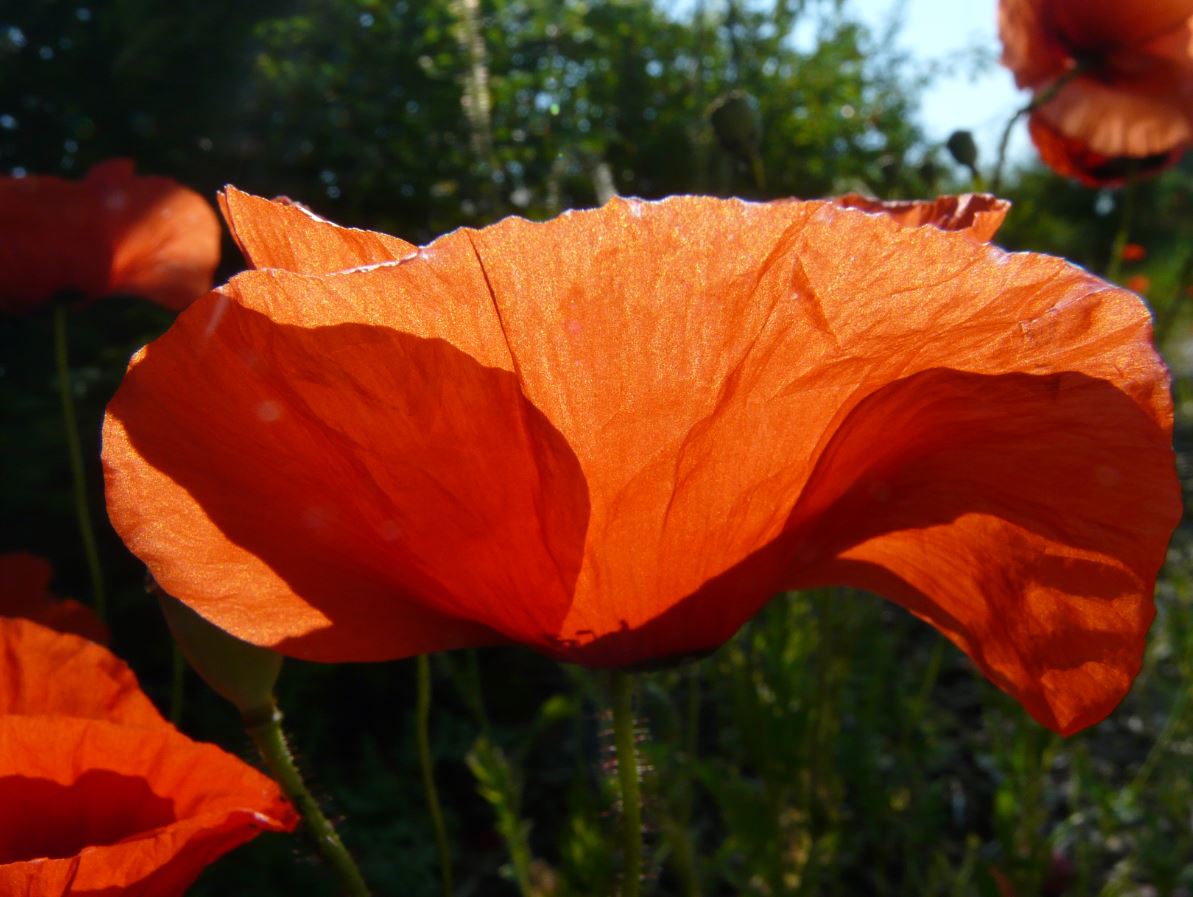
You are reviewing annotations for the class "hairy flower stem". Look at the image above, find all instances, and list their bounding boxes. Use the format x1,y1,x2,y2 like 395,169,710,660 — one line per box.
246,702,371,897
416,654,455,897
53,301,106,620
611,670,643,897
991,70,1079,194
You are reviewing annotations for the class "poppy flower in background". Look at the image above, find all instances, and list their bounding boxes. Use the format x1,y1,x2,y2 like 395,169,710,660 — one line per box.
1126,274,1153,295
0,552,108,644
104,190,1180,736
0,159,220,314
0,617,296,895
999,0,1193,186
1121,243,1148,263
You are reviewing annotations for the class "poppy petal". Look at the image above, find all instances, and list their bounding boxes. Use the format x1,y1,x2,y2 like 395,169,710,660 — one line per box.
92,160,222,311
104,196,1179,734
103,267,591,660
218,186,415,274
832,194,1010,241
1048,0,1193,55
0,618,166,728
1035,75,1193,165
0,553,108,645
0,160,219,312
0,716,296,895
1027,113,1186,187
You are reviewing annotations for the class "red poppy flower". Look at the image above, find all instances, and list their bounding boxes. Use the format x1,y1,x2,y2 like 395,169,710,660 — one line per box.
0,552,108,644
833,193,1010,242
1121,243,1148,263
1126,274,1152,295
103,192,1180,736
0,159,220,313
999,0,1193,186
0,617,296,895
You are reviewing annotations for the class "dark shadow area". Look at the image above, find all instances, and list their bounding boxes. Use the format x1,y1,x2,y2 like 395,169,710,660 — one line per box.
107,296,590,660
574,368,1178,727
0,769,176,863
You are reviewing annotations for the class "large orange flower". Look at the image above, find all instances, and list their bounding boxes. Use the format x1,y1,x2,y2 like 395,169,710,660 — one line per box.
0,159,220,313
0,617,296,895
104,191,1181,735
0,552,109,644
999,0,1193,186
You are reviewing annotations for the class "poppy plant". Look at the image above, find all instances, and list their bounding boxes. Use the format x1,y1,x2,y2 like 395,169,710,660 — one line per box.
0,617,297,895
0,159,220,313
999,0,1193,186
104,190,1180,736
0,552,108,644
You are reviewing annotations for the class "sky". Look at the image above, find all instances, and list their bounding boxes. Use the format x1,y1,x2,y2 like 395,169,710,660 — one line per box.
848,0,1031,167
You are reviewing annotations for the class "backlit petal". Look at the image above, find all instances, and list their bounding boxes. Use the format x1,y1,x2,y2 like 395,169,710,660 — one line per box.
218,186,415,274
0,618,166,727
104,195,1179,733
0,716,296,895
0,160,219,312
832,194,1010,241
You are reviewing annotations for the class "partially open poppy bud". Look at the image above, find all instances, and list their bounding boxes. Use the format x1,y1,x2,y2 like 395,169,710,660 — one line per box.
157,587,282,722
709,91,760,157
946,130,979,171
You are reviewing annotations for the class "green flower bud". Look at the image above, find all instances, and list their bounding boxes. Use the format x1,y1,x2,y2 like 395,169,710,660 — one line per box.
946,130,979,170
156,586,282,721
709,91,760,156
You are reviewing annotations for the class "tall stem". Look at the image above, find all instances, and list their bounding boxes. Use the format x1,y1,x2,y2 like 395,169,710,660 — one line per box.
246,702,372,897
53,302,105,619
991,70,1079,194
417,654,455,897
611,670,643,897
1105,172,1138,284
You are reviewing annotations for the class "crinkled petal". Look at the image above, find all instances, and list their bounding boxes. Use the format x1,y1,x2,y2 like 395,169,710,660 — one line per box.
0,716,295,896
218,186,415,274
832,194,1010,241
0,618,166,727
104,195,1179,734
104,264,590,660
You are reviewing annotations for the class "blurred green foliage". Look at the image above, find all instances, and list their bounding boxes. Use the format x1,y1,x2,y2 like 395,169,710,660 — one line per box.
2,1,1192,896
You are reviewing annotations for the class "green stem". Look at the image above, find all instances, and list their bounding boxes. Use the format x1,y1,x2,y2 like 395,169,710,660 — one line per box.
991,69,1079,194
1105,172,1138,284
611,670,643,897
246,702,371,897
169,643,186,726
53,302,106,620
417,654,455,897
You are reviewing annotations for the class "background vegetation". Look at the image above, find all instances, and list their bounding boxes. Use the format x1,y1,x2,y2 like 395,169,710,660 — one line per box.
2,1,1191,894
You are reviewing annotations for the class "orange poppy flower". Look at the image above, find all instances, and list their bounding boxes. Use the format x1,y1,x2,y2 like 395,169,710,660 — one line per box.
0,159,220,313
1126,274,1152,295
999,0,1193,186
0,617,296,894
833,193,1010,242
104,192,1181,735
1121,243,1148,263
0,552,108,644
